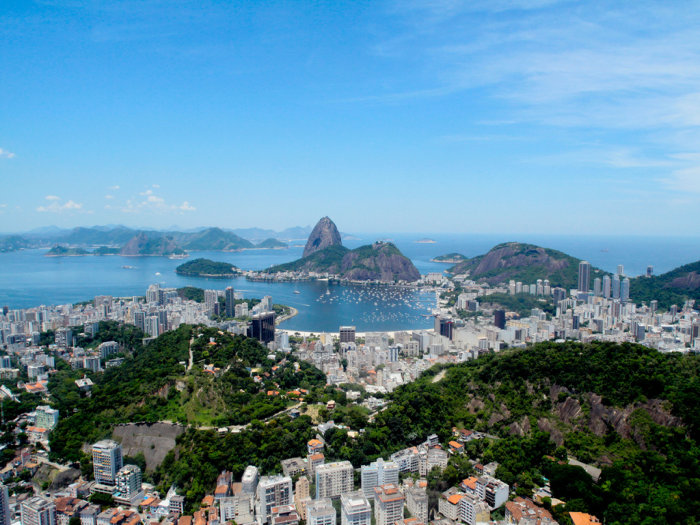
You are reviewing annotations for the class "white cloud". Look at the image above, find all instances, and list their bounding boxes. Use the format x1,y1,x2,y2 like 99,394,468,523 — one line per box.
152,184,160,188
180,201,196,211
147,195,164,203
0,148,15,159
661,165,700,193
140,189,153,196
109,185,120,190
36,200,84,213
45,195,60,200
105,195,115,199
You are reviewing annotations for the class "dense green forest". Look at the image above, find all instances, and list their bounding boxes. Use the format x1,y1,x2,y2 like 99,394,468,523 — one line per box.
48,323,327,466
153,341,700,524
478,292,556,317
629,260,700,309
175,258,238,276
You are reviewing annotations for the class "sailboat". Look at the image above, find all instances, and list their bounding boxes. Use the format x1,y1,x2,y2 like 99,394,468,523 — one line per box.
293,282,300,294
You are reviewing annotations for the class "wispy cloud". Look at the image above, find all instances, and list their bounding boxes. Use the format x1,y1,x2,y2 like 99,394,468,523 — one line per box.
109,185,120,190
37,199,84,213
45,195,60,200
179,201,196,211
0,148,15,159
140,189,153,196
105,195,115,199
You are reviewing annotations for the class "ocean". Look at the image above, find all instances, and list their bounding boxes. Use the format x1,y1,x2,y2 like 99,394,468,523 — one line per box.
2,233,699,332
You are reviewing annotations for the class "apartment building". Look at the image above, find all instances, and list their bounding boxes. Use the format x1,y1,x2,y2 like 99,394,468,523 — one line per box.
315,461,354,500
340,492,371,525
373,484,404,525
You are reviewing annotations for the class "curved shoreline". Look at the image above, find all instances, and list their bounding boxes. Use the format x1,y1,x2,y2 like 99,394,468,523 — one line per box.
276,306,298,324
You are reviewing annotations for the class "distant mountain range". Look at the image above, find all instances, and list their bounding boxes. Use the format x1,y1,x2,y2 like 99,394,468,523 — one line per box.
0,223,358,254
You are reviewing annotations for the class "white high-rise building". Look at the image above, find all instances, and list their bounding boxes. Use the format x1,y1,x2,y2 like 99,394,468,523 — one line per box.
242,466,259,494
261,296,273,313
373,484,404,525
603,275,611,298
115,465,142,501
306,498,336,525
361,459,399,499
35,406,59,431
621,278,630,303
617,264,625,276
256,475,292,525
20,496,56,525
316,461,354,499
341,492,371,525
145,316,160,337
92,440,123,485
205,290,219,313
612,275,621,300
578,261,591,293
593,278,601,297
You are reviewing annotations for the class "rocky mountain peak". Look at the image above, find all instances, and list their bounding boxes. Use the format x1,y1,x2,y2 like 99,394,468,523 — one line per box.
303,216,342,258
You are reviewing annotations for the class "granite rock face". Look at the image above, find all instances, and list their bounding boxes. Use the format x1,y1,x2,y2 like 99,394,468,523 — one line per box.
303,217,342,258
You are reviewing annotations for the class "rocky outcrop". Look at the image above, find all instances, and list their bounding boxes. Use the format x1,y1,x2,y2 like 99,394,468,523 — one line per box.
340,242,421,282
268,239,421,282
448,242,588,288
303,217,342,258
556,397,582,423
118,233,184,256
538,417,564,447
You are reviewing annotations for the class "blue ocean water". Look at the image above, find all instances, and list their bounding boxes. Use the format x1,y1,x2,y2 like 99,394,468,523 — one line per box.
1,234,699,332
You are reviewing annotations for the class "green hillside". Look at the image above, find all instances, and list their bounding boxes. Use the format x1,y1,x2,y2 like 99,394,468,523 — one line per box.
0,235,30,253
255,238,288,249
48,323,326,465
175,258,239,276
93,246,120,255
265,242,421,282
629,260,700,309
266,244,350,273
179,228,254,251
44,245,90,256
448,242,608,288
152,341,700,523
432,253,467,262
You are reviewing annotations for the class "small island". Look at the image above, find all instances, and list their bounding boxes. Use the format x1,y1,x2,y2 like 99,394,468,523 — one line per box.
93,246,120,256
175,258,240,277
253,238,289,249
431,253,467,263
44,245,90,257
415,238,436,244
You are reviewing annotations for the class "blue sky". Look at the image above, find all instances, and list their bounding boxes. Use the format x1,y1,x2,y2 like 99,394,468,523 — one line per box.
2,0,700,234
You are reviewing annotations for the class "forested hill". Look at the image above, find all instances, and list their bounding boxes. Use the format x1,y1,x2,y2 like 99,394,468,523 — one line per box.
153,341,700,523
265,241,421,282
48,324,326,465
447,242,608,288
629,260,700,309
362,342,700,524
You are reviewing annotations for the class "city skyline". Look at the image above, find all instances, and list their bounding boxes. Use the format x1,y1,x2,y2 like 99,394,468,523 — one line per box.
2,1,700,234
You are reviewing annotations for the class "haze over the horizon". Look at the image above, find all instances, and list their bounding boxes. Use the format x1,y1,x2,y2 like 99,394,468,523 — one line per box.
2,1,700,235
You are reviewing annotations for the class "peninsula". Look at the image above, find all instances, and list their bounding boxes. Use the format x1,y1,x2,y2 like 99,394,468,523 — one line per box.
264,217,421,282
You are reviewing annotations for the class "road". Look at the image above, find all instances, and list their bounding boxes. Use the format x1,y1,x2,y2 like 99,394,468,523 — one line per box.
432,369,447,383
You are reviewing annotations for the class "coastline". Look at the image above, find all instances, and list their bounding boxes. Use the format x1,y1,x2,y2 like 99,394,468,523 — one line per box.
276,307,298,324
